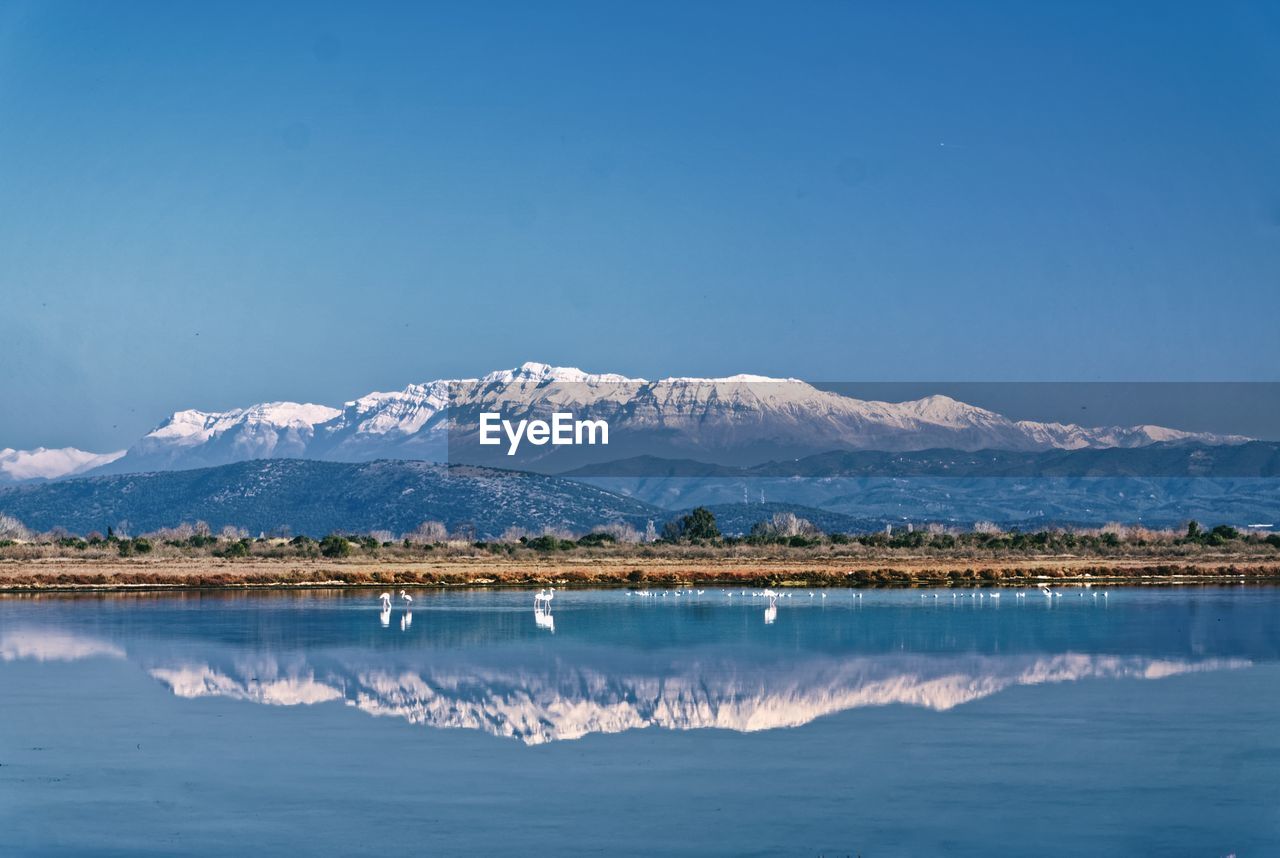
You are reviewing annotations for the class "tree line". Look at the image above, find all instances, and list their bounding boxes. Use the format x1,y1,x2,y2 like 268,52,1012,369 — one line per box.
1,508,1277,558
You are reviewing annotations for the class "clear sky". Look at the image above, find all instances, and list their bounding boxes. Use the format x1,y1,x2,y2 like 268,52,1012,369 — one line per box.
2,1,1278,451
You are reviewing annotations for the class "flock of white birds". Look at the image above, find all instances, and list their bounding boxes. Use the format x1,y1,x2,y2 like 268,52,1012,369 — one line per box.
373,584,1114,633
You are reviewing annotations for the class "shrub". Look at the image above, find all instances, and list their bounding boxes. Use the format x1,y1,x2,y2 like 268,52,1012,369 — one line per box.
219,539,250,558
526,534,575,551
319,534,352,558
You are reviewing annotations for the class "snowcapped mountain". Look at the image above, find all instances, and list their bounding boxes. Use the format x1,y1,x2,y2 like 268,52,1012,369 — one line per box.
118,402,342,472
0,447,125,483
44,362,1252,479
305,382,452,462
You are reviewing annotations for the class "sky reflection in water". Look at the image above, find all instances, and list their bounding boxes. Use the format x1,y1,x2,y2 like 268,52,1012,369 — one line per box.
2,587,1278,855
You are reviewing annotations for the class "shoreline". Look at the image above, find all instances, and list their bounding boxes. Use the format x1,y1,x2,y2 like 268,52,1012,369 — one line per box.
3,555,1279,592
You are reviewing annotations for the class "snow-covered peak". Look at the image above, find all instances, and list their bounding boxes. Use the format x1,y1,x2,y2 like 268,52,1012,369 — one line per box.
658,372,803,384
0,447,125,482
480,361,642,386
330,382,451,438
109,400,347,471
343,382,450,415
147,402,342,446
890,394,1003,425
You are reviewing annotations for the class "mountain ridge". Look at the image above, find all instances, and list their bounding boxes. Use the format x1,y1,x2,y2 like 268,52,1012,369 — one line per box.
2,363,1252,482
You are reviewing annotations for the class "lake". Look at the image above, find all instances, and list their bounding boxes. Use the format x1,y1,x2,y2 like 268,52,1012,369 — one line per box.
3,586,1278,855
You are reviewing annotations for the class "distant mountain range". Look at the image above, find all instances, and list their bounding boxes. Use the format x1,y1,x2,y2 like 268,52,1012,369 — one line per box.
570,443,1280,529
565,442,1280,479
3,450,1279,535
0,363,1252,483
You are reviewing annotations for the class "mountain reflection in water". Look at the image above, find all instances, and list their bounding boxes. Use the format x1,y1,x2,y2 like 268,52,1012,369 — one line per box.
2,586,1264,746
149,651,1247,745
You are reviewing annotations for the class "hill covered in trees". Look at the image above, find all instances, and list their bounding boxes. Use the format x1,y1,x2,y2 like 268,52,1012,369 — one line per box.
0,459,662,539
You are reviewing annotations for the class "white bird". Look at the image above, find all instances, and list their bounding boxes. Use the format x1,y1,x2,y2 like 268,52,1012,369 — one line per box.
399,590,413,605
379,592,392,609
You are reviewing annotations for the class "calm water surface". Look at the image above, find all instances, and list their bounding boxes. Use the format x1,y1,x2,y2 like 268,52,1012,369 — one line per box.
3,587,1278,856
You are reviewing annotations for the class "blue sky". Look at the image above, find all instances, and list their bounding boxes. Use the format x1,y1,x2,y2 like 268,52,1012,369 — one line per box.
2,1,1278,450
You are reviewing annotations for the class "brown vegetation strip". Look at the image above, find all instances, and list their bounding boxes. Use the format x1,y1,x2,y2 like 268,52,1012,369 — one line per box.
2,556,1278,591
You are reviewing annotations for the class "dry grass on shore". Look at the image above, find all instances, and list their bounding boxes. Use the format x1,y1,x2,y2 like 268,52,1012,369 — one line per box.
3,552,1278,591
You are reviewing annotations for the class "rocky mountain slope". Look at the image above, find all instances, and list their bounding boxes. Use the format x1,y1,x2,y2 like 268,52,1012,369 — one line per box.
0,459,660,538
47,362,1246,479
